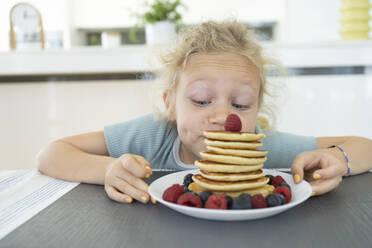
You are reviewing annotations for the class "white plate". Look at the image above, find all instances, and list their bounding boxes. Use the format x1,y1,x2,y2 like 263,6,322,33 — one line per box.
148,169,312,221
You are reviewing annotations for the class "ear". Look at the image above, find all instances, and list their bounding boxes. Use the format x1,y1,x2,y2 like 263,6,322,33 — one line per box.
163,91,175,121
163,91,169,110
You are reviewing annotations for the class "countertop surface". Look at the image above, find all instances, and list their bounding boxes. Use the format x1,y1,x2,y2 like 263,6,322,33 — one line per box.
2,171,372,248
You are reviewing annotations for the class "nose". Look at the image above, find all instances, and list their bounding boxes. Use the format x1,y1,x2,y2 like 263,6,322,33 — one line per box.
209,104,230,125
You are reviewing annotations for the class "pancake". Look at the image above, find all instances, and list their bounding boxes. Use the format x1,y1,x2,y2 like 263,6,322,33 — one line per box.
207,146,268,158
200,152,267,165
200,169,264,181
205,139,262,149
195,160,263,173
192,174,269,191
188,182,274,198
204,131,265,142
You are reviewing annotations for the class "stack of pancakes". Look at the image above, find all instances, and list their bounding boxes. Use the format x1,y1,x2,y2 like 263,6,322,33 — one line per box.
189,131,274,197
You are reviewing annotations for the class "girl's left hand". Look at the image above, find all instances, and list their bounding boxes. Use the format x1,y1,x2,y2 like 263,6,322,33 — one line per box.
291,149,348,196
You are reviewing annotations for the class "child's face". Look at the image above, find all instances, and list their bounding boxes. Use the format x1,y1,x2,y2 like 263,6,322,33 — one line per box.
168,52,261,161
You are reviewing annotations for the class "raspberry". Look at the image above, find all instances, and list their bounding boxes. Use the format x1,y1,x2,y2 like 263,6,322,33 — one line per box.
278,183,291,190
273,186,292,203
224,114,242,132
271,175,286,187
251,194,267,209
205,194,227,210
162,184,184,203
177,193,202,208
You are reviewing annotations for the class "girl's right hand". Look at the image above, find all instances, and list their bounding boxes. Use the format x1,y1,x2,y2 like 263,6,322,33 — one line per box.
104,154,152,204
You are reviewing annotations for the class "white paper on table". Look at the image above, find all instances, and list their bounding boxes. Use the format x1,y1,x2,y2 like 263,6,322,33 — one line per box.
0,170,79,240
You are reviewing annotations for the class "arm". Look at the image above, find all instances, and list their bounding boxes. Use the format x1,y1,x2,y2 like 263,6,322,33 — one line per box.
37,131,113,185
291,136,372,195
37,131,152,203
316,136,372,175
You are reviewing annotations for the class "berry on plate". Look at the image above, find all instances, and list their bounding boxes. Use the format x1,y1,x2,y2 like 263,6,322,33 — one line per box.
183,173,194,188
266,174,274,185
231,193,252,210
199,191,212,205
177,193,203,208
278,183,291,190
266,193,284,207
224,194,233,209
205,194,228,210
162,184,184,203
273,186,292,203
251,194,267,209
271,175,286,187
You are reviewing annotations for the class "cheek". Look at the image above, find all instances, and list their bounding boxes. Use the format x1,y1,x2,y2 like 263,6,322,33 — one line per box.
175,107,206,145
177,114,201,135
244,120,256,132
175,99,204,128
241,109,258,132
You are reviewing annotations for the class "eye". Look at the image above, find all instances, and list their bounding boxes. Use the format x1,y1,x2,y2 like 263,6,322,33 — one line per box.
192,99,211,106
232,103,249,110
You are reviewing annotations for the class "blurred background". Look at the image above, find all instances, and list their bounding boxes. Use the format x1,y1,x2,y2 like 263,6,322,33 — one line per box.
1,0,371,170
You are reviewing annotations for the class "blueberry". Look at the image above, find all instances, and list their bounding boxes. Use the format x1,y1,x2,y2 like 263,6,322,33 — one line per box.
199,191,212,204
266,175,274,185
183,184,190,193
266,194,284,207
224,194,233,209
279,183,291,190
277,194,285,205
231,193,252,209
183,174,194,187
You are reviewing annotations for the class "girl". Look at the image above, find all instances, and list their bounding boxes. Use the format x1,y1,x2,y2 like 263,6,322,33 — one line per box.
37,21,372,204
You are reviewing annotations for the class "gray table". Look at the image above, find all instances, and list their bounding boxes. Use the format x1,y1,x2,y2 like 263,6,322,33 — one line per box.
2,171,372,248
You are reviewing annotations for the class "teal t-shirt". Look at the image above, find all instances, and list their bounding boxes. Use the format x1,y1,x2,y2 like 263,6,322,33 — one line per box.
104,114,316,170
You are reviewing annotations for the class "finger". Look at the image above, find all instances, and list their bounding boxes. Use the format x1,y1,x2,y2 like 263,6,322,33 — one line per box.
105,185,133,204
310,176,342,196
132,155,152,174
313,155,346,180
291,151,320,183
120,155,151,178
114,176,149,203
120,168,149,193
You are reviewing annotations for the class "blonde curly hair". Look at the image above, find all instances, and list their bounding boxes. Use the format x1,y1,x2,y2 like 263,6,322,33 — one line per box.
152,20,284,130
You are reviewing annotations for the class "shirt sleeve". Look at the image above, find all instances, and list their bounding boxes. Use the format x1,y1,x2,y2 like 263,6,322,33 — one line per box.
257,127,317,169
103,114,178,169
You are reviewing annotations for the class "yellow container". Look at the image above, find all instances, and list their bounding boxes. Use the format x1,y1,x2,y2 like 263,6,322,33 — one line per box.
339,0,371,40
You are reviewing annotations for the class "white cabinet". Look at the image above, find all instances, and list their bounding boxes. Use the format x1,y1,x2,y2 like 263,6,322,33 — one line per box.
181,0,285,24
72,0,285,29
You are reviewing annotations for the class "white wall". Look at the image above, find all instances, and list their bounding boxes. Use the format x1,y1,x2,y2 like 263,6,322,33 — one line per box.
72,0,285,28
1,0,371,50
0,0,286,51
72,0,139,28
280,0,341,42
277,75,372,138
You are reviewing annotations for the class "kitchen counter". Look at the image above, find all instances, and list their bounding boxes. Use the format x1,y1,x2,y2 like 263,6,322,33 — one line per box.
1,41,372,76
